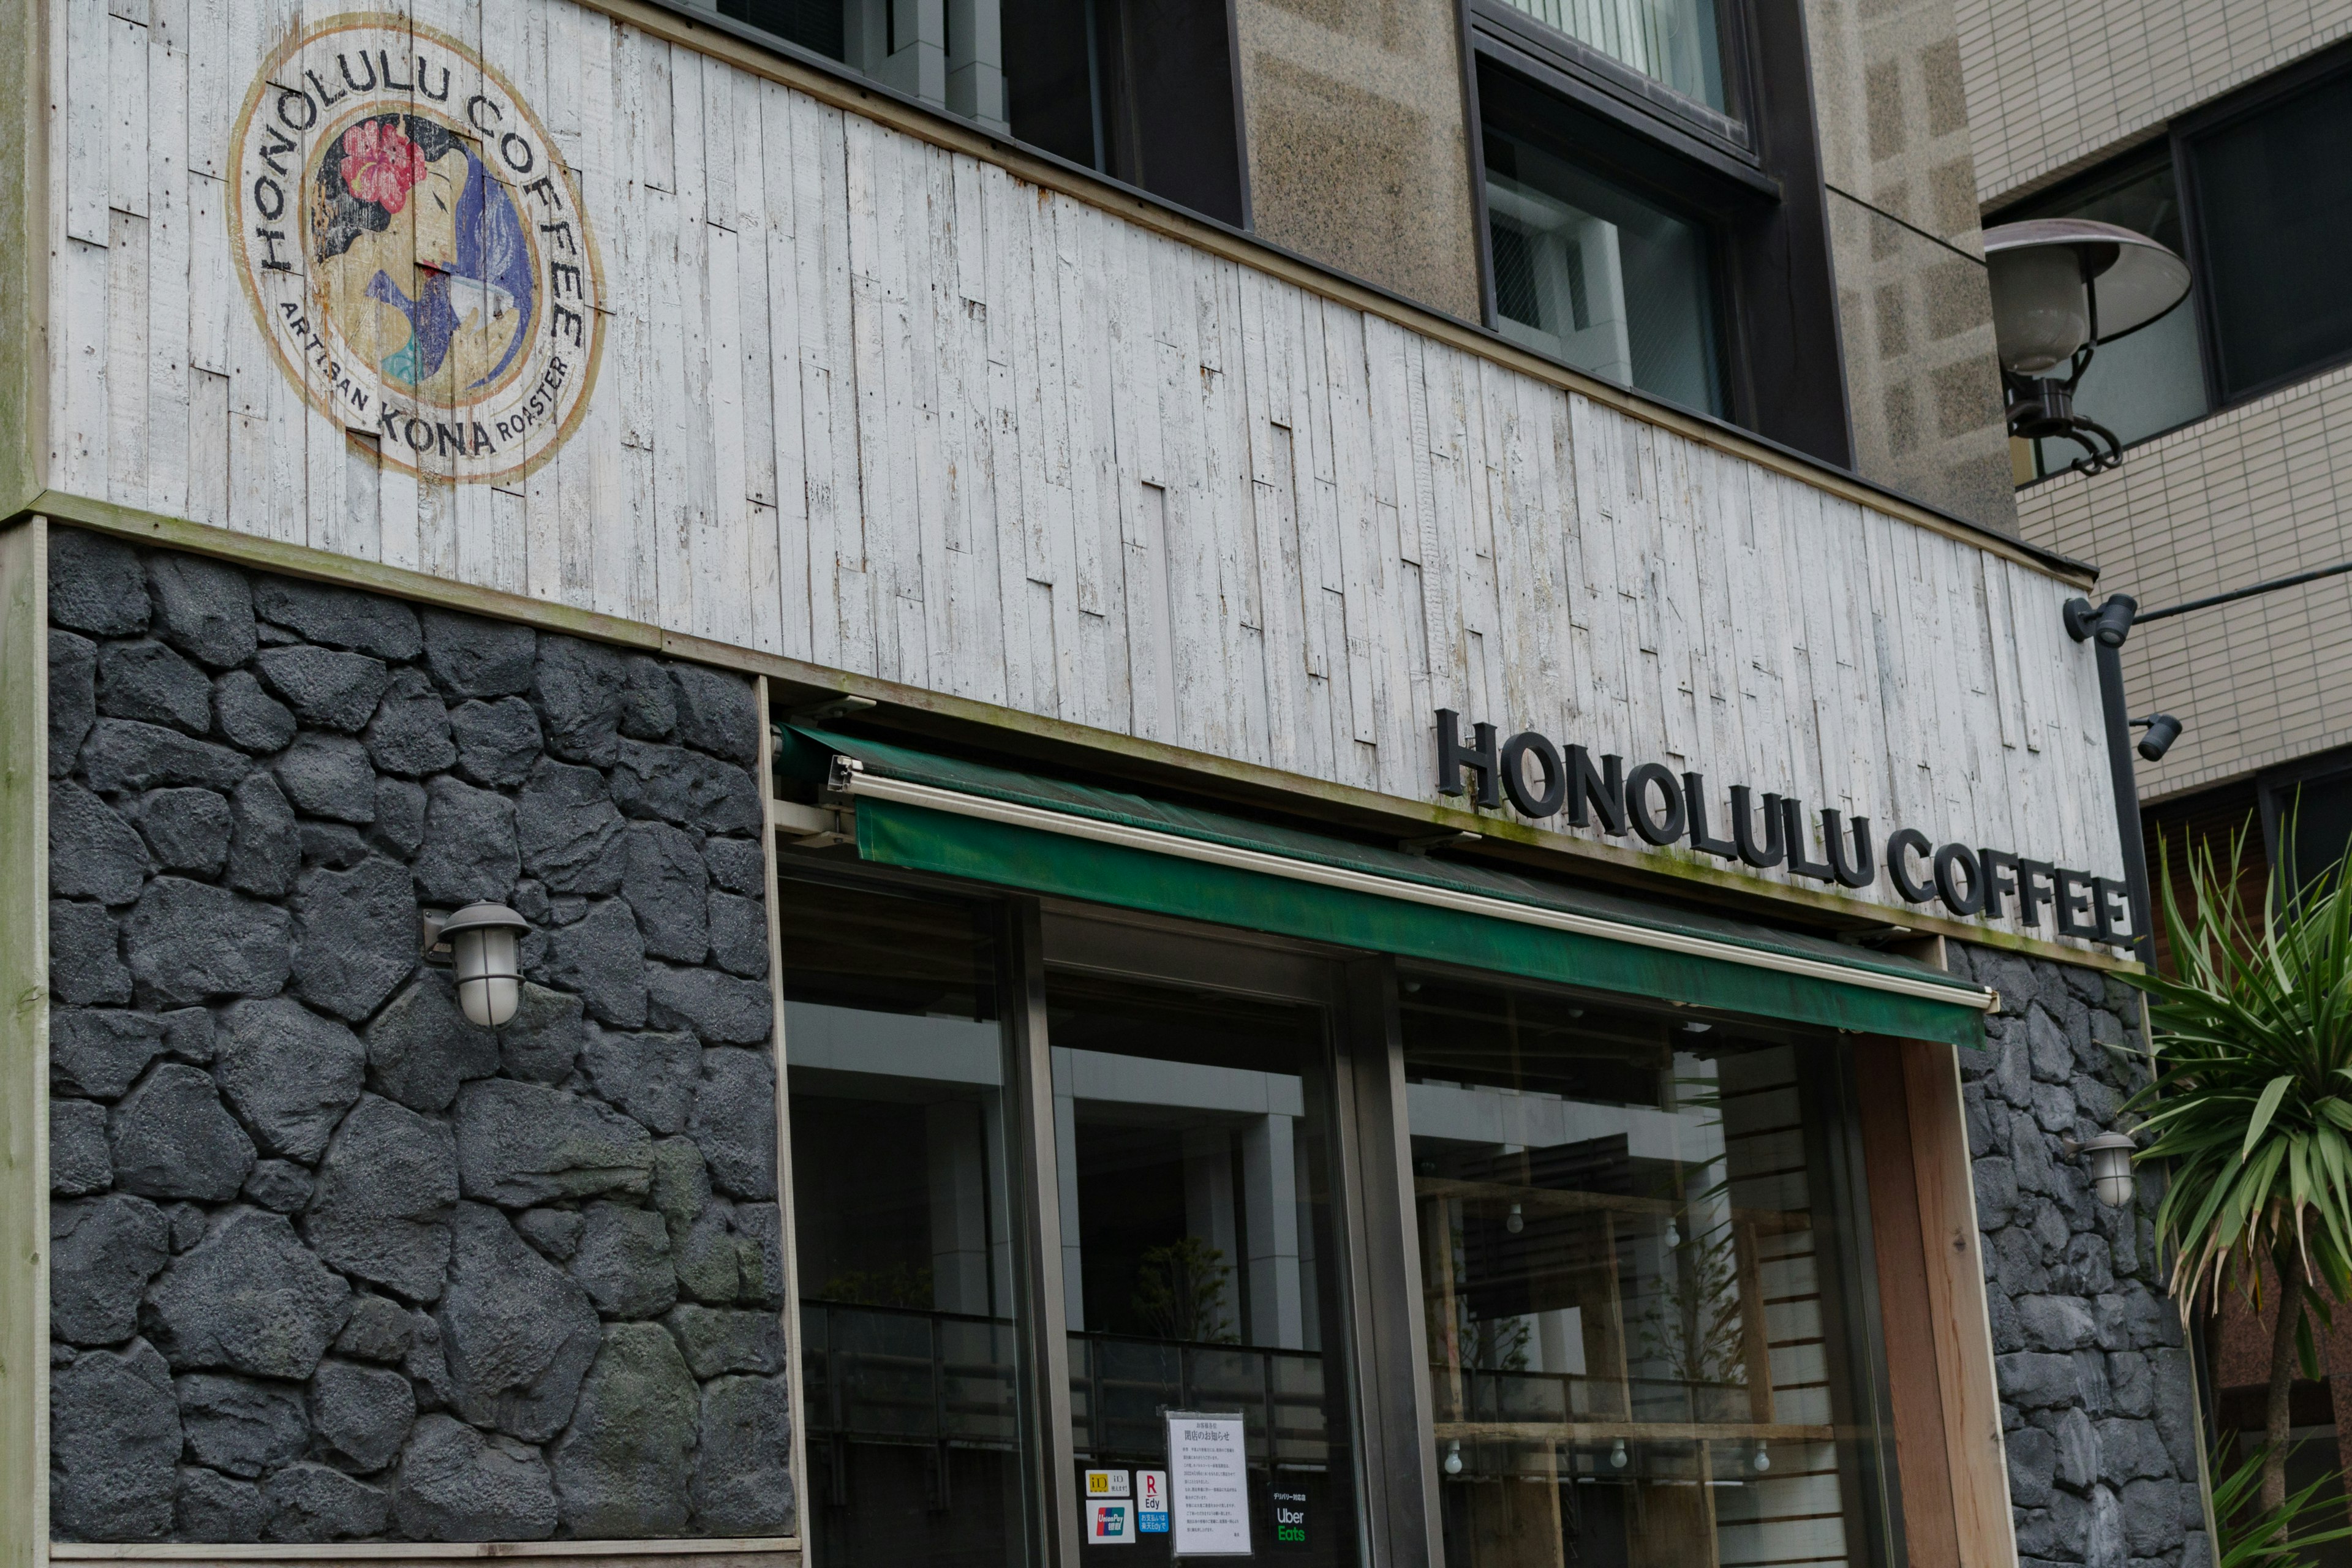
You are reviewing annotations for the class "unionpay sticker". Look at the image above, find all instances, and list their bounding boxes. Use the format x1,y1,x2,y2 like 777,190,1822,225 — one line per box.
1087,1499,1136,1544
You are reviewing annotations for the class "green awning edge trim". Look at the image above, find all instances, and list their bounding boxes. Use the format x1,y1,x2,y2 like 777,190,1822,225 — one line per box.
779,726,1989,1049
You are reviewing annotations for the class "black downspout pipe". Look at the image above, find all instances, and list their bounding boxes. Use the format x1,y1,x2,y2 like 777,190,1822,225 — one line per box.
2068,594,2158,965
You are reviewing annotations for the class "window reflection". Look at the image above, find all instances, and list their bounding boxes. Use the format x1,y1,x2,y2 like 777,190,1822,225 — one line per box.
1488,130,1725,417
1403,978,1886,1568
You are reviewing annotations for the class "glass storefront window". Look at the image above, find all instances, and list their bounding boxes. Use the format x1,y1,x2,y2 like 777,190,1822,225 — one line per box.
1487,130,1725,417
1491,0,1726,110
1401,976,1891,1568
782,880,1031,1567
1045,971,1362,1565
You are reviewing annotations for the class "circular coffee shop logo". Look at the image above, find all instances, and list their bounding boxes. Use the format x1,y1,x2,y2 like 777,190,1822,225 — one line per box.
230,17,603,485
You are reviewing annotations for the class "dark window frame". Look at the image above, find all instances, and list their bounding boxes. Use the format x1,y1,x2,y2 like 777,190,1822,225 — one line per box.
1464,0,1851,466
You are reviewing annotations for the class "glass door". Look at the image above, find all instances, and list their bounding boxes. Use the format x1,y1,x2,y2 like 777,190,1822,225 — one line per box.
1041,914,1367,1566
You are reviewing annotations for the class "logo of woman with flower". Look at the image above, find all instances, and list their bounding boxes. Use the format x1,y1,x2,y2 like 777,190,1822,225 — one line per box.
230,17,602,486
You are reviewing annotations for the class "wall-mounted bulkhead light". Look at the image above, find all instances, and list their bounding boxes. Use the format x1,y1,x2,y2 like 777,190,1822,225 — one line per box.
425,902,533,1028
1984,219,2191,476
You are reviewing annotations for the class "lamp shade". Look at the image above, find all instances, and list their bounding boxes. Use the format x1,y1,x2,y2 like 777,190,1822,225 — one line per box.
437,901,531,1027
1983,219,2191,374
2073,1131,2138,1208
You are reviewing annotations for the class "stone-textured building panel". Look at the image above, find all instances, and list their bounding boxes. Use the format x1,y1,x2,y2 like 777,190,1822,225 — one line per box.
45,530,794,1544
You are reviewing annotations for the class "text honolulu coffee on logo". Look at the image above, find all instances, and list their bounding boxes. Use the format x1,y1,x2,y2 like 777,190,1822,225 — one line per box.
231,18,604,486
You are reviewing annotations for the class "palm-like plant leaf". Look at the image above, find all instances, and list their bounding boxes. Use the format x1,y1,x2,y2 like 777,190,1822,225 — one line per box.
2120,824,2352,1313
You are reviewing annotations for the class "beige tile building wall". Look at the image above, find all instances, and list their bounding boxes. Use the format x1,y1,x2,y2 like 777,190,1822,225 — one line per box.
1957,0,2352,203
2016,361,2352,801
1808,0,2018,532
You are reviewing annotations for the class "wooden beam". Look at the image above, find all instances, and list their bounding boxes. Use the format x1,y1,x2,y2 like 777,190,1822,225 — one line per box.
0,514,48,1568
20,495,2140,975
0,0,47,517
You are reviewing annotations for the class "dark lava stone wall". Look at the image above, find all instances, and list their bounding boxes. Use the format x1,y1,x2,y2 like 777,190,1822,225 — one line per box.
44,529,794,1545
1947,943,2206,1568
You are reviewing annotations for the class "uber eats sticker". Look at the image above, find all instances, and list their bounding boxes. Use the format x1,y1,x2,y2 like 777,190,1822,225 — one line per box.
1272,1483,1310,1551
230,16,605,485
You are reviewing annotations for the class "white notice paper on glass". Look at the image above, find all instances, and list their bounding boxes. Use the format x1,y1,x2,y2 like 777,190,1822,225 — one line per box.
1166,1412,1252,1556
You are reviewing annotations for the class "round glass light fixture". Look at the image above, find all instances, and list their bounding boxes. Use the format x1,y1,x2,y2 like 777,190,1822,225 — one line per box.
1444,1440,1464,1476
434,902,532,1028
1983,218,2190,475
2064,1131,2138,1208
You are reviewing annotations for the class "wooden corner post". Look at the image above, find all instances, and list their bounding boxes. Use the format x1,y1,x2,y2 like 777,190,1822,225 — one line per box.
1,514,51,1568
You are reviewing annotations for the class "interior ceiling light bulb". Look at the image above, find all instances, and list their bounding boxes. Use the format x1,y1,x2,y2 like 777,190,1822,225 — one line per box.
1506,1202,1526,1235
1444,1441,1464,1476
1609,1439,1629,1469
1983,218,2190,476
1752,1441,1771,1473
435,902,531,1028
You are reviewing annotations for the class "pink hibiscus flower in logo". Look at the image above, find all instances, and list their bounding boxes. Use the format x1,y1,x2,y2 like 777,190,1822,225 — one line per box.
341,119,429,214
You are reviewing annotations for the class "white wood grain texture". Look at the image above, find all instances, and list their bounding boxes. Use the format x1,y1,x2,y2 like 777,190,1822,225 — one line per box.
756,78,813,663
143,5,190,520
105,209,149,510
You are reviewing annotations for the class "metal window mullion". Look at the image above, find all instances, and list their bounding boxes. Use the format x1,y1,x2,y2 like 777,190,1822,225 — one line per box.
1001,896,1082,1566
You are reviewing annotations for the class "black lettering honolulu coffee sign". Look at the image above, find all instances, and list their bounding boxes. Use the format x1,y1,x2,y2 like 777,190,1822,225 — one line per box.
1434,710,2134,947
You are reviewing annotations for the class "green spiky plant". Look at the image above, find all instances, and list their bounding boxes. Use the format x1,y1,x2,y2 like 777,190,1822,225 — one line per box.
2211,1435,2352,1568
2120,823,2352,1513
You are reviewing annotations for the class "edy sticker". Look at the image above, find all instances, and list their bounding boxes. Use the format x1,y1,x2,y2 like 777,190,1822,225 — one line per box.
230,16,603,485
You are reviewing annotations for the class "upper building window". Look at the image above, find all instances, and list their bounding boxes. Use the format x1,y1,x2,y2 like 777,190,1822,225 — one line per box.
1491,0,1727,111
1997,48,2352,479
1487,129,1725,415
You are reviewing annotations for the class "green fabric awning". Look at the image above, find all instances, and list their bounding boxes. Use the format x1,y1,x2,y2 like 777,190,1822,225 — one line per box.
777,726,1992,1047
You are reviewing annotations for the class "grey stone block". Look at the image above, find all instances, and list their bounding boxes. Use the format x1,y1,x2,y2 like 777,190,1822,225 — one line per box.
391,1412,559,1542
166,1203,208,1251
110,1063,256,1201
273,733,378,823
626,820,709,963
306,1093,462,1303
708,890,769,979
582,1023,701,1135
451,696,543,788
243,1158,315,1213
550,1322,697,1537
371,776,428,858
52,628,97,774
517,1207,586,1262
1997,1350,2086,1410
2018,1294,2098,1352
733,1204,785,1308
98,640,216,736
436,1202,601,1442
405,1312,456,1412
2096,1417,2174,1484
570,1203,677,1319
540,898,647,1027
703,835,764,894
176,1466,271,1540
255,645,390,733
132,786,234,875
363,666,456,777
609,739,762,834
174,1372,309,1478
336,1295,417,1364
126,877,290,1006
669,664,760,765
50,1339,181,1541
2120,1477,2180,1556
301,822,371,868
671,1204,739,1305
214,670,298,754
82,718,252,793
454,1077,654,1206
252,576,421,660
227,772,300,898
422,609,538,698
142,1207,350,1378
52,780,153,903
692,1047,777,1198
292,856,419,1022
146,554,257,669
366,971,499,1113
619,654,678,741
648,1137,711,1234
2009,1423,2057,1508
51,899,132,1005
1975,1155,2018,1230
501,981,586,1084
665,1305,786,1378
516,757,626,895
53,1098,114,1194
532,635,627,764
694,1374,796,1535
264,1461,388,1542
649,965,772,1047
2107,1350,2152,1417
2053,1405,2099,1491
414,777,519,905
51,1193,172,1343
52,1006,169,1098
52,530,151,635
314,1358,418,1472
214,997,366,1161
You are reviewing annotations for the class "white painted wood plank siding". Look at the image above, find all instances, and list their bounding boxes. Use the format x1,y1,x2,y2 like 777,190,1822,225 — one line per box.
42,0,2122,932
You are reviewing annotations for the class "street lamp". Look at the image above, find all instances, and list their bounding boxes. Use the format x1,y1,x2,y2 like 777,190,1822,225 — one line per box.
1985,219,2190,475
